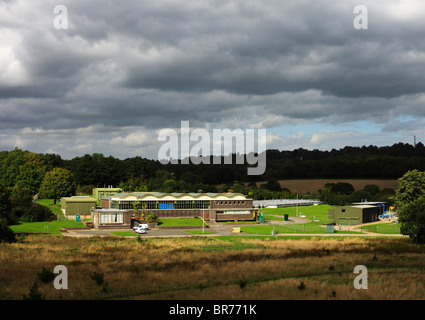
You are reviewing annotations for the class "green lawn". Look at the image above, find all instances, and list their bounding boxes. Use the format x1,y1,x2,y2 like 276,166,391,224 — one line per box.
359,222,401,234
9,198,87,234
157,218,206,227
240,223,357,235
243,205,359,235
259,204,335,224
9,220,86,234
110,231,139,237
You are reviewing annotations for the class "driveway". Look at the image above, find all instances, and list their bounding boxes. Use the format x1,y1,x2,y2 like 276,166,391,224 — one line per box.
61,219,405,238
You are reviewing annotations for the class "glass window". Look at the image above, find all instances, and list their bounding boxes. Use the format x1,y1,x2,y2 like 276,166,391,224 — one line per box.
100,213,123,224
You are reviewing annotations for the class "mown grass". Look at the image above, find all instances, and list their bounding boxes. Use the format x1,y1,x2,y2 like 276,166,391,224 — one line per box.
359,222,401,234
1,235,423,300
246,205,348,235
110,231,139,237
240,224,358,235
259,205,335,224
9,220,87,234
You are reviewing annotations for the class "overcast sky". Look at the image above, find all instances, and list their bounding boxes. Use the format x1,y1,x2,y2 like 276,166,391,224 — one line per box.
1,0,425,160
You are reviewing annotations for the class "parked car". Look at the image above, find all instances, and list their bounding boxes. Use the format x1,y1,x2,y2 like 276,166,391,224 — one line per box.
134,226,147,234
133,223,148,231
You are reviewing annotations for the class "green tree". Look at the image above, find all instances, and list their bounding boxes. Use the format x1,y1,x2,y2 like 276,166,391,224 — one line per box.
10,185,33,208
0,149,26,187
0,181,15,242
39,168,76,204
398,197,425,243
349,190,372,203
330,182,355,195
363,184,380,196
394,170,425,242
0,218,16,243
261,179,281,192
0,182,13,225
16,153,47,194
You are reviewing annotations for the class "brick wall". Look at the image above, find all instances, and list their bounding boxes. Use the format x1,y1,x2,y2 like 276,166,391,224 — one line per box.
100,199,110,208
215,213,256,221
211,199,253,209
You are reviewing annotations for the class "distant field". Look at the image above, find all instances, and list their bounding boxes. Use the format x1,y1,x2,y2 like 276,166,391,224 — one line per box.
255,179,400,194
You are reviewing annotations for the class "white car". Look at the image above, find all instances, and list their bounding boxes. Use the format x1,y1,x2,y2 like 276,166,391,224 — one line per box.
133,223,148,231
134,225,147,234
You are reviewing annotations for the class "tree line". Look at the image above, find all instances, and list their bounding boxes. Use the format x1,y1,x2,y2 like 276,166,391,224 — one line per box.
1,142,425,242
1,142,425,199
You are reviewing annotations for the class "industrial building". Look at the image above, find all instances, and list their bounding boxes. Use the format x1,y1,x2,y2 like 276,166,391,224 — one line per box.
92,187,123,202
328,202,385,225
61,196,97,220
100,192,257,223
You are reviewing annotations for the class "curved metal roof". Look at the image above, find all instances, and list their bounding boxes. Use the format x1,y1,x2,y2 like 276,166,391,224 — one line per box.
110,192,247,201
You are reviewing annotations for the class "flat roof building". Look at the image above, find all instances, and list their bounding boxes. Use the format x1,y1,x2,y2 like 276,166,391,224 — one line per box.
61,196,97,220
101,192,257,222
92,187,123,202
328,203,384,225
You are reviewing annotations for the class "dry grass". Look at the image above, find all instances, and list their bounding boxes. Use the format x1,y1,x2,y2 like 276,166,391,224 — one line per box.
1,235,424,300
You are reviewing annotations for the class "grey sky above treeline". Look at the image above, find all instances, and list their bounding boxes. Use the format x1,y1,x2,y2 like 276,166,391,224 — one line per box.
1,0,424,160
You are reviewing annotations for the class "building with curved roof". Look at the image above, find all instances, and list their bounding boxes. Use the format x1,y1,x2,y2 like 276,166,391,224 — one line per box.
100,192,257,223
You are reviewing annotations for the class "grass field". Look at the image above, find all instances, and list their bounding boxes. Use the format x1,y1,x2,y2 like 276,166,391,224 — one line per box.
242,205,342,235
359,222,401,234
9,220,87,234
260,205,335,223
1,234,424,300
110,231,139,237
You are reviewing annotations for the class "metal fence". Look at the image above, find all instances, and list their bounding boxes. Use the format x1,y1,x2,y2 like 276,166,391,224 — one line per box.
253,199,324,208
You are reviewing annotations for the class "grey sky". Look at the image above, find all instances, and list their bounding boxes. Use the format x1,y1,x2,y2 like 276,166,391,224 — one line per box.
1,0,424,159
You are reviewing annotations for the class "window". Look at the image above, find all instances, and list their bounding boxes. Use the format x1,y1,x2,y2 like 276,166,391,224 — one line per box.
100,213,123,224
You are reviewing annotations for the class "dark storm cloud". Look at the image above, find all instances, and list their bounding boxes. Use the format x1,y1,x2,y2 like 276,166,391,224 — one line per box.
1,0,425,158
119,1,425,99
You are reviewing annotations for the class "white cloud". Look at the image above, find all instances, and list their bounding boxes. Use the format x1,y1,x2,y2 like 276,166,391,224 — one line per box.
110,132,151,147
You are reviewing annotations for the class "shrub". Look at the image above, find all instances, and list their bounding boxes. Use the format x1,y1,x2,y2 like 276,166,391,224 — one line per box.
19,203,55,223
238,279,247,289
0,219,16,243
23,282,45,300
38,267,55,283
89,272,104,286
146,212,158,223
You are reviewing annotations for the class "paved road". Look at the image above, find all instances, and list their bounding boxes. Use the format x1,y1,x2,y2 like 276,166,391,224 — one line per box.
61,220,405,238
